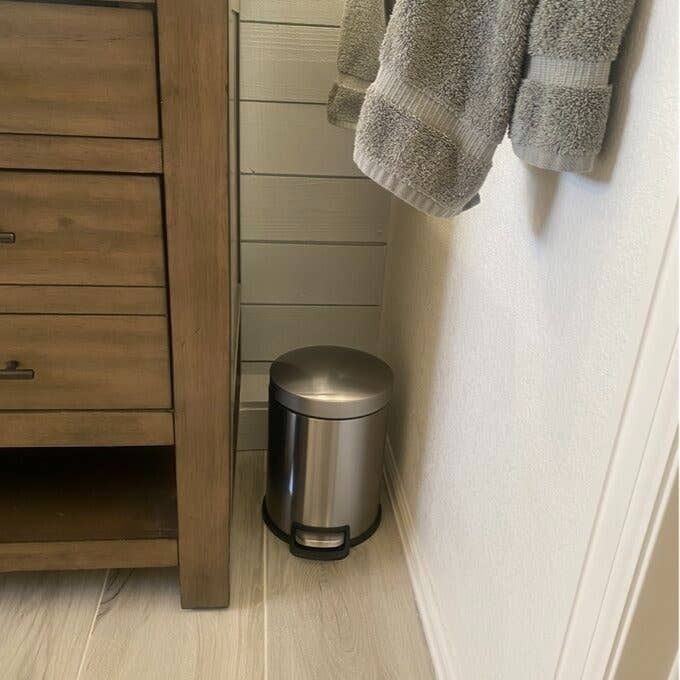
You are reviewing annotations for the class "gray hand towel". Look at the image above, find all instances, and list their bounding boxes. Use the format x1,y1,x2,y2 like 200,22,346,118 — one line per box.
510,1,637,172
352,0,636,219
327,0,388,130
353,0,537,218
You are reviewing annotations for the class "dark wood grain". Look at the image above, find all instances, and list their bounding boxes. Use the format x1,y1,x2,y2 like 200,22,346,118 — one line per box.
229,7,242,371
0,285,167,315
0,135,162,174
157,0,233,608
0,447,177,543
0,540,178,573
0,2,159,138
0,315,172,410
0,411,174,448
0,172,166,287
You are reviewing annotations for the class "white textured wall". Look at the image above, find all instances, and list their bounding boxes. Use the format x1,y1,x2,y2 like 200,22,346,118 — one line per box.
379,0,677,677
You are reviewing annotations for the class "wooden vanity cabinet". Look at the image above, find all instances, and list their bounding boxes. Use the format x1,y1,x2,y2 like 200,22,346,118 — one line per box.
0,0,236,609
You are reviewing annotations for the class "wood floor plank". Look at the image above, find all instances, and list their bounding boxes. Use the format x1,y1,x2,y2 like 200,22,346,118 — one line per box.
80,452,265,680
0,570,106,680
0,453,434,678
265,490,436,679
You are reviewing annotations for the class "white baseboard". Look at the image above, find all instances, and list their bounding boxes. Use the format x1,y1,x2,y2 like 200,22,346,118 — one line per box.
383,438,458,680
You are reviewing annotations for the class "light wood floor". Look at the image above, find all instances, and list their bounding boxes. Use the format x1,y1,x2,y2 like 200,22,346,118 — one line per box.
0,451,435,680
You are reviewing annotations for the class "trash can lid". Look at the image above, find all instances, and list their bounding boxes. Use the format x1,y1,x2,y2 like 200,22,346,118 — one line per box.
270,346,393,419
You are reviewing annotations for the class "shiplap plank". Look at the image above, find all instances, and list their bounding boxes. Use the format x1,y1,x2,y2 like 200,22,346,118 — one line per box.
240,24,338,103
240,0,343,25
241,176,389,243
240,102,359,176
241,243,385,304
237,406,268,450
241,362,271,405
242,304,380,360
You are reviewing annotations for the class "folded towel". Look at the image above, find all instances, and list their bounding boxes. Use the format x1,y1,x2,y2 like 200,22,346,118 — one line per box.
327,0,388,130
510,1,637,172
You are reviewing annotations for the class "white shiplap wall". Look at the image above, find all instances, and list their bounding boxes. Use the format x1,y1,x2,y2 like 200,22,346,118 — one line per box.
237,0,389,449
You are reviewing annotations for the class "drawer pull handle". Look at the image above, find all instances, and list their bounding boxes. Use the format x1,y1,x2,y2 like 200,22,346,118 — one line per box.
0,232,15,245
0,361,35,380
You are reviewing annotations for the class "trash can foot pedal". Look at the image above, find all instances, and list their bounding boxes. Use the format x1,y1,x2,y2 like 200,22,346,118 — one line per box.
262,499,382,561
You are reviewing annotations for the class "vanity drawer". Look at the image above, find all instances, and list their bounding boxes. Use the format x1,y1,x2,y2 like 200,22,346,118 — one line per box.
0,315,172,410
0,172,165,287
0,1,158,138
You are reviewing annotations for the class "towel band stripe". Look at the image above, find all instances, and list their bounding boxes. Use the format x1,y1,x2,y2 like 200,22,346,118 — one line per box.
336,73,373,93
526,56,611,88
372,67,498,161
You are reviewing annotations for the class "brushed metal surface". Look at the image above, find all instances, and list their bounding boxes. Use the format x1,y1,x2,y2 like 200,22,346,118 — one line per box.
270,345,393,419
265,398,386,547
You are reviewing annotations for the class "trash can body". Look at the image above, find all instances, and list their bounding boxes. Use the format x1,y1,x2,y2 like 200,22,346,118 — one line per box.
263,346,393,560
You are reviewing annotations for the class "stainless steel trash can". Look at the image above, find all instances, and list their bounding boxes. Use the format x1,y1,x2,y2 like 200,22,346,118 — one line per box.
263,346,393,560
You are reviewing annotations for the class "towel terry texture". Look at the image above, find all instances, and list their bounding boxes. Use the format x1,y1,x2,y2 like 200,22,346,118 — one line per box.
510,1,636,172
330,0,636,218
327,0,388,130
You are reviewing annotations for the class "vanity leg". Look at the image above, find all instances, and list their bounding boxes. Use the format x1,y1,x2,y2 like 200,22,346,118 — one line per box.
157,0,232,608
